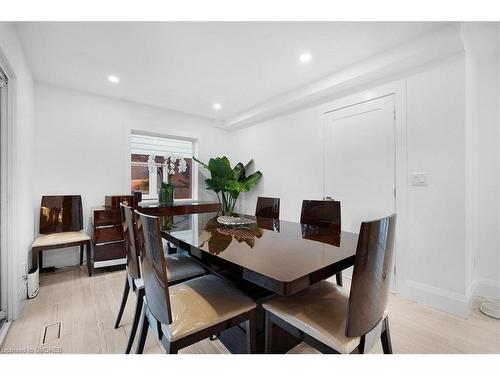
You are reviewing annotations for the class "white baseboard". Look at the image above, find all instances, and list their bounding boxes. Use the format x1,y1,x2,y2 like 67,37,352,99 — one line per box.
405,279,471,318
352,276,498,319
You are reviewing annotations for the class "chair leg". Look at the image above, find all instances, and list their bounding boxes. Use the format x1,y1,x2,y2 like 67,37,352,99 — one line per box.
351,336,366,354
86,243,92,277
264,310,273,354
125,288,144,354
335,272,343,287
79,245,84,266
114,276,130,329
381,317,393,354
38,250,43,273
135,308,149,354
245,312,257,354
164,340,178,354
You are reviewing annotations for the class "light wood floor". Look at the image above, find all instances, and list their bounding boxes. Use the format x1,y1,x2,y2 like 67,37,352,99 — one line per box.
2,266,499,354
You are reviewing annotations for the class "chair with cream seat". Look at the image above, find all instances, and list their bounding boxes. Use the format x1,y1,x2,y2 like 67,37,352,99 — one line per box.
31,195,91,274
114,204,206,354
301,200,343,286
263,214,396,354
134,210,257,354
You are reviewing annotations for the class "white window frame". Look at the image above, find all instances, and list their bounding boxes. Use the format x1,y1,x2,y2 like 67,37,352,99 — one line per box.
130,131,198,202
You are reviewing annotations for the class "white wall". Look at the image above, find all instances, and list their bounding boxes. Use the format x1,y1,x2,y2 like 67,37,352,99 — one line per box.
229,105,325,222
462,23,500,299
229,56,471,316
405,58,466,300
0,22,35,319
33,83,229,268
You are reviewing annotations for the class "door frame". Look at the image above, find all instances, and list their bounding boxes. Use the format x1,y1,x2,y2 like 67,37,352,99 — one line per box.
318,81,408,296
0,48,18,323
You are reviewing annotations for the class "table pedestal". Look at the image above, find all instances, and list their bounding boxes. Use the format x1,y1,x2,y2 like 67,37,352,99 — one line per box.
197,265,301,353
219,301,301,354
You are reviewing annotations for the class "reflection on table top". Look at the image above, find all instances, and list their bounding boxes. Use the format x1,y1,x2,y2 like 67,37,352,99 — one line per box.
160,212,358,284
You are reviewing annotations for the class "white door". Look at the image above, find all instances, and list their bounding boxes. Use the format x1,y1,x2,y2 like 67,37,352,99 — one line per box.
324,94,396,287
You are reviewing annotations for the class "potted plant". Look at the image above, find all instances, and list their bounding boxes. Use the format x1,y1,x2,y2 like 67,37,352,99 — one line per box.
193,156,262,216
148,154,188,204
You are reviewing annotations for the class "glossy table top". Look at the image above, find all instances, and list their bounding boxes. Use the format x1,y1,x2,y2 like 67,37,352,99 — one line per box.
160,213,359,296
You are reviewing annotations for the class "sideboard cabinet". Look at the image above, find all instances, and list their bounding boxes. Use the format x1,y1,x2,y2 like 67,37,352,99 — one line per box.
90,207,127,275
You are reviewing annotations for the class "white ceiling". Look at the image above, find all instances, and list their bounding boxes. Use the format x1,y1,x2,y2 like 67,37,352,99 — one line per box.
16,22,448,120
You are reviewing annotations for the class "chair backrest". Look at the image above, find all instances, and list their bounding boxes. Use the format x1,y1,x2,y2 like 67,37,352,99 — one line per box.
300,200,341,230
135,210,173,325
345,214,396,338
40,195,84,234
120,203,141,280
255,197,280,219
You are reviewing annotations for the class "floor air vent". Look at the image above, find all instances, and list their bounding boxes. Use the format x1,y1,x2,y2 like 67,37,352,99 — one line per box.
41,322,62,344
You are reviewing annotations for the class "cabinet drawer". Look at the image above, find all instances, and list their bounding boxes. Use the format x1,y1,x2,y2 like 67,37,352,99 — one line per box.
93,241,126,262
94,225,123,244
93,208,121,226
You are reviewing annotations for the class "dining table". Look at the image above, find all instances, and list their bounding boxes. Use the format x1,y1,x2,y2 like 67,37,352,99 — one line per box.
160,212,359,353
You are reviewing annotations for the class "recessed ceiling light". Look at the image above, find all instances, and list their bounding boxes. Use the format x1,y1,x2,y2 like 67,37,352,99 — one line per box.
213,103,222,110
299,53,312,63
108,75,120,84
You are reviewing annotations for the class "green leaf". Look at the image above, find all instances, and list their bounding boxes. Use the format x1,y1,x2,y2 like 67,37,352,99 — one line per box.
208,157,233,180
205,178,222,193
232,162,246,181
242,171,262,191
226,180,246,193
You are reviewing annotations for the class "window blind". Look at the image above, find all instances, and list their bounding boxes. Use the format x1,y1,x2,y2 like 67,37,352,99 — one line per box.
130,133,193,158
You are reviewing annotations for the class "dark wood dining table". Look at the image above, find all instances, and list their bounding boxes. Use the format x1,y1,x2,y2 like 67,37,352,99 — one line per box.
160,212,359,353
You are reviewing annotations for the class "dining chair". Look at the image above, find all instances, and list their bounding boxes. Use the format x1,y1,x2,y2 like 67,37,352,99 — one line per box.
134,210,257,354
31,195,91,274
114,204,205,354
300,199,341,229
300,200,343,285
255,197,280,219
263,214,396,354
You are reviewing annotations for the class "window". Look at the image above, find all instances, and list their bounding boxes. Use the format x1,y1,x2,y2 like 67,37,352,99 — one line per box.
131,133,195,201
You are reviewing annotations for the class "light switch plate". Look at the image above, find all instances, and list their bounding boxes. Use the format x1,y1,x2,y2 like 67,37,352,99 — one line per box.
411,172,428,186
